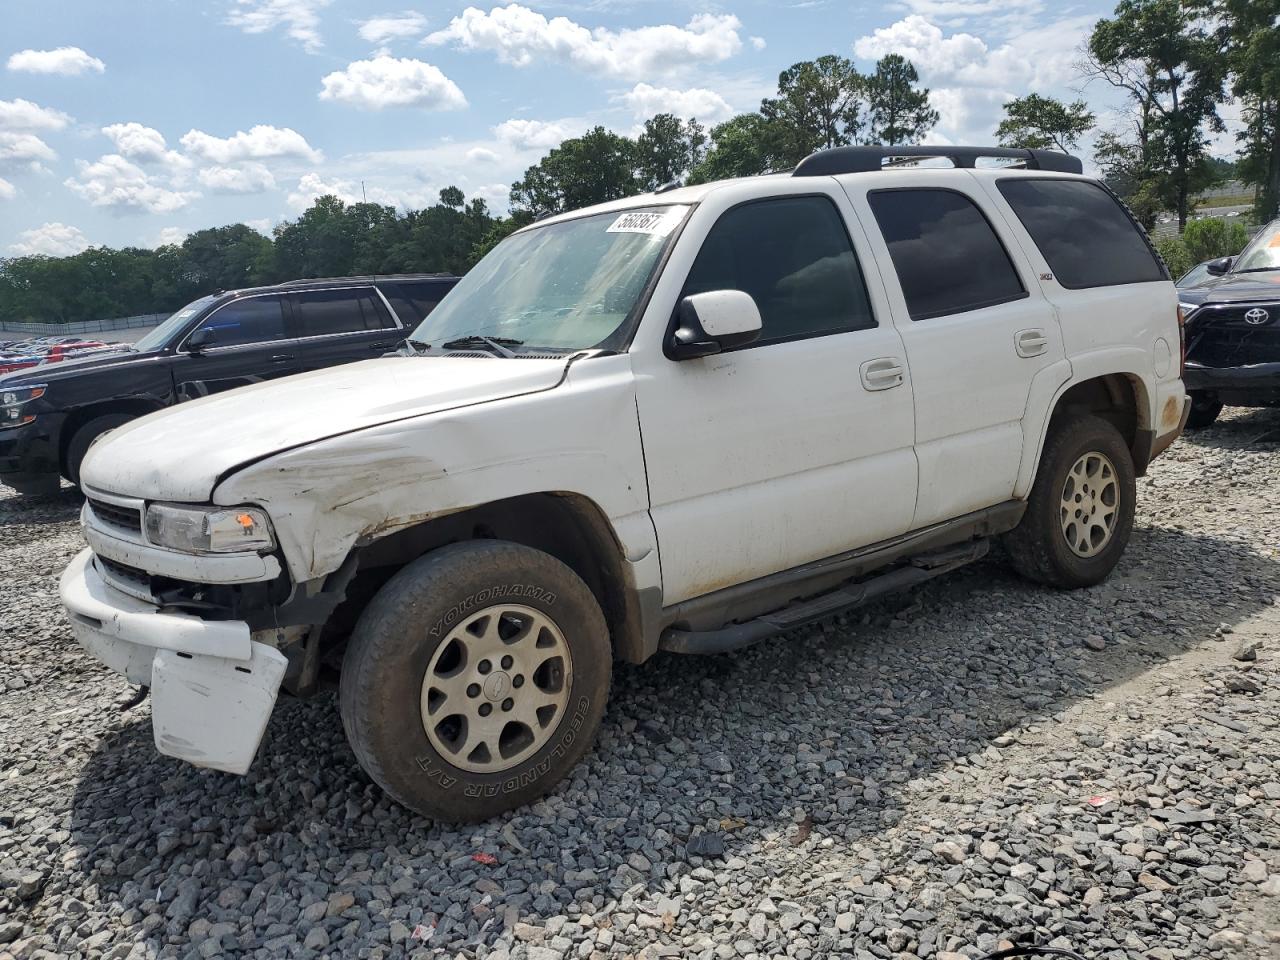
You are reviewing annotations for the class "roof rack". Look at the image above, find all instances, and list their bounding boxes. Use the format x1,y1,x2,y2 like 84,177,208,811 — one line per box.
275,273,455,286
792,145,1083,177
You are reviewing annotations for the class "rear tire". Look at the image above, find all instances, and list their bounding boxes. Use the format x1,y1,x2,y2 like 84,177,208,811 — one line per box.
1184,392,1222,429
339,540,611,822
65,413,134,487
1005,415,1136,589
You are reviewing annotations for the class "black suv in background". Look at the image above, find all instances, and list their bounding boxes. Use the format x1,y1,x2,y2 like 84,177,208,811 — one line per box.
1178,219,1280,427
0,274,458,495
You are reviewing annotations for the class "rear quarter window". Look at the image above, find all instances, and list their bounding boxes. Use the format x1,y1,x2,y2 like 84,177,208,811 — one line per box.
996,178,1166,288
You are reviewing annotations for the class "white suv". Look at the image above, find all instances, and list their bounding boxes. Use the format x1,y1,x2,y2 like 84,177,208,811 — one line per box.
60,146,1189,822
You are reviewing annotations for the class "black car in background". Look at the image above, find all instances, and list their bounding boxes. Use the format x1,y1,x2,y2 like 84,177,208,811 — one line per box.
0,274,459,496
1178,219,1280,428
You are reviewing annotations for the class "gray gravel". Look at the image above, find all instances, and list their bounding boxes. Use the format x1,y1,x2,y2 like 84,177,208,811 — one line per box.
2,408,1279,960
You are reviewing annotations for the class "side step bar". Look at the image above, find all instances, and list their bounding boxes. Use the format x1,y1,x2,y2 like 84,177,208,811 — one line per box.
658,540,988,656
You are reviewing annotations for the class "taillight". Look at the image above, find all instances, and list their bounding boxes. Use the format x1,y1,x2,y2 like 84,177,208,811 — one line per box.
1176,304,1187,376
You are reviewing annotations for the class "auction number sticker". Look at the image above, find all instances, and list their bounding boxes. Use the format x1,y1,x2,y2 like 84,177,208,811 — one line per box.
606,206,688,237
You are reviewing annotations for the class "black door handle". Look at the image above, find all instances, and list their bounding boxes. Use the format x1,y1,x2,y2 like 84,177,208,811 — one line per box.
269,354,293,363
368,341,392,350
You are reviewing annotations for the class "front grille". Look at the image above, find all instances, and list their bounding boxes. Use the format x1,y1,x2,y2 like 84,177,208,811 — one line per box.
87,498,143,537
97,556,151,593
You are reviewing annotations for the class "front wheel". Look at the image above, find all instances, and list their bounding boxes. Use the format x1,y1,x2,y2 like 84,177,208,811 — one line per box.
339,540,611,822
1005,415,1136,589
65,413,134,486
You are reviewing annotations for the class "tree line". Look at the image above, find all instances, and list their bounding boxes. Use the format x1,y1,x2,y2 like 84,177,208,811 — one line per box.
1,0,1275,324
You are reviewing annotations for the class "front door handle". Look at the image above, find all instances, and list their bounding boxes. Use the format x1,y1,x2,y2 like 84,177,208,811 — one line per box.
860,357,905,391
368,341,393,350
269,354,294,363
1015,328,1049,358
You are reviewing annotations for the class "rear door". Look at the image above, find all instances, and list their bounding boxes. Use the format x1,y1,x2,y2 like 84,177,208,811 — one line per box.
174,293,301,401
844,175,1066,528
289,286,401,372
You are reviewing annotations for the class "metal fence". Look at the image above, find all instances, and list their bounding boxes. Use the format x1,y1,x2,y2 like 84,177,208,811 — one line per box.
0,313,168,336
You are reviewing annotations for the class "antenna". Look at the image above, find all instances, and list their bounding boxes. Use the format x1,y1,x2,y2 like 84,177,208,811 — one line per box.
361,181,367,204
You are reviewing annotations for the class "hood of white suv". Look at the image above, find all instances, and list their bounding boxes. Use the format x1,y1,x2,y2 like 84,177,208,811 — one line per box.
80,355,572,501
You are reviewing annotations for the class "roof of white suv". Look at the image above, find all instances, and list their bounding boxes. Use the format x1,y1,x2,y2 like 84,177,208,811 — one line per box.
525,145,1087,232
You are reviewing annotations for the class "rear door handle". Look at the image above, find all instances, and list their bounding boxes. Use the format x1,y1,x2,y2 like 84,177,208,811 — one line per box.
1015,328,1048,357
269,354,294,363
860,357,905,391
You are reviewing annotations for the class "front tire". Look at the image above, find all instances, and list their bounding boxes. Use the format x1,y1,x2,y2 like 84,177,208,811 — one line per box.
1184,392,1222,429
339,540,611,822
1005,415,1136,589
65,413,134,487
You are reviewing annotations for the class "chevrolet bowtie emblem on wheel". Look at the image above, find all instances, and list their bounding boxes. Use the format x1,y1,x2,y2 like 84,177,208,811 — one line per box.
1244,307,1271,325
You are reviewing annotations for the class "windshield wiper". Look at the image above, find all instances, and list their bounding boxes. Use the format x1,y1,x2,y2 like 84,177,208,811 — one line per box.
1233,266,1280,274
399,339,431,356
439,335,523,358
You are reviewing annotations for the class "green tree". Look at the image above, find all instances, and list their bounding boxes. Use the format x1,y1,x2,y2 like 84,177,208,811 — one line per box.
996,94,1095,153
1094,132,1164,229
635,114,707,190
688,113,778,183
509,127,639,216
1181,217,1251,262
863,55,938,146
179,224,272,292
1088,0,1227,231
760,55,865,167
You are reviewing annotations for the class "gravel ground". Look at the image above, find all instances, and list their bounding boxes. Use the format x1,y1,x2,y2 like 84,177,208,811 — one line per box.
1,408,1279,960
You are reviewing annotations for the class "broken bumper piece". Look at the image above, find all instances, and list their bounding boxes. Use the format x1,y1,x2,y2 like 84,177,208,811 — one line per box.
59,547,287,774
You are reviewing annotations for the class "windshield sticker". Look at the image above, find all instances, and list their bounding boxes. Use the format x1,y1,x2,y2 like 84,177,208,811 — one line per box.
606,206,688,237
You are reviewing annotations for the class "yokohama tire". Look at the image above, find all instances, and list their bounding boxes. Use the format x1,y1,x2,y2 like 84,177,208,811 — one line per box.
1005,415,1137,589
339,540,611,822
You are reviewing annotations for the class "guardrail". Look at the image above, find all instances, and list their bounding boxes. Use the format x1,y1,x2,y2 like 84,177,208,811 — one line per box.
0,313,168,336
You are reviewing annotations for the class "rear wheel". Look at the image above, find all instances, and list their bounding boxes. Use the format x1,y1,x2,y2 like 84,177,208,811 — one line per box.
65,413,133,486
339,540,611,822
1184,391,1222,429
1005,415,1136,589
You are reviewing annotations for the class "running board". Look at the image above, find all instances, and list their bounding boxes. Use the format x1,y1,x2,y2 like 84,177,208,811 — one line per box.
658,540,988,656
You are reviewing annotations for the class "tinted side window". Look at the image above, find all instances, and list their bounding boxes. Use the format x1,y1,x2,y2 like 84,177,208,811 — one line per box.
381,281,452,326
293,288,389,336
681,195,875,345
997,179,1165,288
868,189,1026,321
197,296,287,347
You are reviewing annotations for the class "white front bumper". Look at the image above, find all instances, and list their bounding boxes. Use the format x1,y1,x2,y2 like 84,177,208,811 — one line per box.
60,548,287,774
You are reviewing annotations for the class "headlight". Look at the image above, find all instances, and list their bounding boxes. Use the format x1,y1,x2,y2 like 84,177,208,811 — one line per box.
1,385,45,426
144,503,276,554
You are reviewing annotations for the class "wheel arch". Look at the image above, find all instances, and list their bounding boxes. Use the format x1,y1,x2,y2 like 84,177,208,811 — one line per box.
352,491,655,664
60,398,165,478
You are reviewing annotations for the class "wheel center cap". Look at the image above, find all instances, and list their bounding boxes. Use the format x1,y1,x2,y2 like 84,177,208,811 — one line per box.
483,671,511,701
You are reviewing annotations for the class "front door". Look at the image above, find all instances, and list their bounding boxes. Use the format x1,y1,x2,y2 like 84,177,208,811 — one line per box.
632,185,919,606
849,179,1066,527
173,293,300,402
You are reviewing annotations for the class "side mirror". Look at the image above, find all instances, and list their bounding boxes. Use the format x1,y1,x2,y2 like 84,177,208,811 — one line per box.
187,327,216,353
668,290,763,360
1205,256,1233,276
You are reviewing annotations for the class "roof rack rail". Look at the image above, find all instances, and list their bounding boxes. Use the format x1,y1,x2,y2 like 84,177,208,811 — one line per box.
792,145,1083,177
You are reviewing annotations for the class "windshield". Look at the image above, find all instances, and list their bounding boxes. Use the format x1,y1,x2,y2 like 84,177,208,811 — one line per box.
408,205,689,353
134,295,218,352
1233,220,1280,273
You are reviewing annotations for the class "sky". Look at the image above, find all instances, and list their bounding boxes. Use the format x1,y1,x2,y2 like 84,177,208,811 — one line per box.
0,0,1243,258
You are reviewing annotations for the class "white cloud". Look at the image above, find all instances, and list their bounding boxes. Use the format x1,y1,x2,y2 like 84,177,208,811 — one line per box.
621,83,733,124
101,122,174,163
425,5,743,80
0,132,56,166
287,172,397,209
65,155,198,214
154,226,188,247
0,177,15,200
895,0,1046,32
319,55,466,110
198,162,277,193
6,47,105,76
0,99,72,132
180,124,322,164
226,0,330,52
358,12,427,44
245,217,275,235
492,117,586,150
9,222,90,256
750,36,766,50
466,146,498,163
469,182,508,207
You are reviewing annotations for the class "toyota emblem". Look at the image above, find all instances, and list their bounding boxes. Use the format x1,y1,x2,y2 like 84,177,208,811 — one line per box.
1244,307,1271,325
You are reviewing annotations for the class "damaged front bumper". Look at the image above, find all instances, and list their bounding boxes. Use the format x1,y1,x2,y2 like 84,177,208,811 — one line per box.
1184,360,1280,407
59,548,287,774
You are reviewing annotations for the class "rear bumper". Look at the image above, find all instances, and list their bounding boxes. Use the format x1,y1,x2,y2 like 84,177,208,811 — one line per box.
59,548,286,774
1183,361,1280,406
